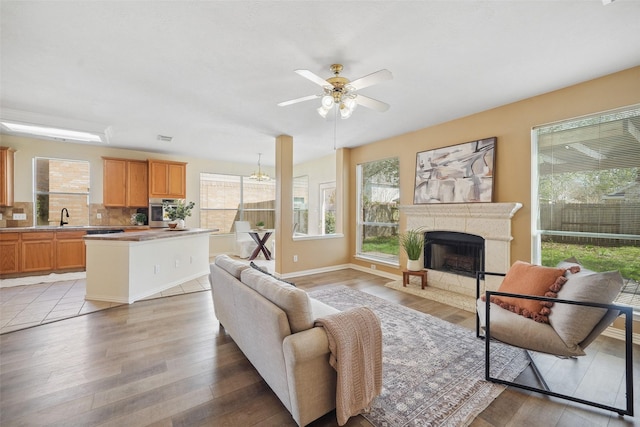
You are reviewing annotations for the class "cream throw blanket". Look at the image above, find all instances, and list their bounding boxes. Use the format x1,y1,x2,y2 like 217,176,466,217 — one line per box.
315,306,383,426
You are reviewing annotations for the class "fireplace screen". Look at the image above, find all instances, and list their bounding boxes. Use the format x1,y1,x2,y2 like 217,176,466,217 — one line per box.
424,231,485,277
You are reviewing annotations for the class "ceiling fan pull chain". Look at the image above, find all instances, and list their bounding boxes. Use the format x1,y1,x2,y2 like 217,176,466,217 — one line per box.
334,106,338,151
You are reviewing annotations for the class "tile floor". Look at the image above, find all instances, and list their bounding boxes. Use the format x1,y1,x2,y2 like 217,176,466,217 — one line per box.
0,274,211,334
0,257,274,335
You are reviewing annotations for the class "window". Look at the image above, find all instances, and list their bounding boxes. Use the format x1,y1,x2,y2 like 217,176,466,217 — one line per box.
293,175,308,235
356,157,400,263
532,104,640,308
319,182,336,235
34,158,90,226
200,173,275,233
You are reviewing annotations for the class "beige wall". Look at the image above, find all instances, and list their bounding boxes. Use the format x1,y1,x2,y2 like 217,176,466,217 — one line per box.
2,66,639,277
348,66,640,276
0,134,274,230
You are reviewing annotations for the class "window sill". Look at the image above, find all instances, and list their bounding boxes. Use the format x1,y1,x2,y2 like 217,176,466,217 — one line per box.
355,254,399,268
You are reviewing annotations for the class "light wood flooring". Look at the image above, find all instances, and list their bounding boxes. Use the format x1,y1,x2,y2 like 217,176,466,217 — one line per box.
0,268,637,426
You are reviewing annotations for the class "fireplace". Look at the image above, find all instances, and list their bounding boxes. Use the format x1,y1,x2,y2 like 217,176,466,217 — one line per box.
424,231,484,278
399,203,522,311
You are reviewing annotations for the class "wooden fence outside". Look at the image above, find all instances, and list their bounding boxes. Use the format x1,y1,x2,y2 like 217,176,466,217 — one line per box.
540,202,640,246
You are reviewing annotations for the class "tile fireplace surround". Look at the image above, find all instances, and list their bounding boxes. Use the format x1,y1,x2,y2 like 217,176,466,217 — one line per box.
400,202,522,311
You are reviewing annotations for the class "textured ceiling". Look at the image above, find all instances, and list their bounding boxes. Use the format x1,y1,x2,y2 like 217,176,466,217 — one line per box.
1,1,639,167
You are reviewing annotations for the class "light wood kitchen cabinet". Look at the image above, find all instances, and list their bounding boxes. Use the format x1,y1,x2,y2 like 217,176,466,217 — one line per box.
21,232,55,273
0,233,20,274
0,146,15,207
103,157,148,207
55,230,87,270
127,160,149,207
148,160,186,199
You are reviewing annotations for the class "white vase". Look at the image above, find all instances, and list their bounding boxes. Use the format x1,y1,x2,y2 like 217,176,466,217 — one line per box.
407,259,422,271
177,219,186,229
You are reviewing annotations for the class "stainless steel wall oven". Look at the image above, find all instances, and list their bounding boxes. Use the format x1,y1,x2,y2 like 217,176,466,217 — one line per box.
148,198,179,228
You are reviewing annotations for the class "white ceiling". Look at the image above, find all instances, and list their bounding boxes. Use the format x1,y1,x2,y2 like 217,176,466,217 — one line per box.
1,0,639,167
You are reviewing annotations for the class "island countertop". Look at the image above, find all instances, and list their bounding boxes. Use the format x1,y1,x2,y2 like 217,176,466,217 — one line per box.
83,228,217,241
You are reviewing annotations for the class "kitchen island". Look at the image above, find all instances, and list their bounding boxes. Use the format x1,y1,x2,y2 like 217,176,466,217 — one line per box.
84,228,215,303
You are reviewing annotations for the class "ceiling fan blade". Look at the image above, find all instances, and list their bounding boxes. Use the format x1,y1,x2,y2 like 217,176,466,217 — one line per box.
349,69,393,91
295,69,332,88
355,95,390,112
277,94,320,107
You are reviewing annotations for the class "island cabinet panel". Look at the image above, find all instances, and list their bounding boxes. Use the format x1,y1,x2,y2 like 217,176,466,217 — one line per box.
0,233,20,274
21,232,55,273
103,157,149,207
0,146,15,207
55,231,87,269
148,160,186,199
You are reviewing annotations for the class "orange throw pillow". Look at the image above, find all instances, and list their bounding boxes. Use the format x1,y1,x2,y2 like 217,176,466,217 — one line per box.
491,261,566,323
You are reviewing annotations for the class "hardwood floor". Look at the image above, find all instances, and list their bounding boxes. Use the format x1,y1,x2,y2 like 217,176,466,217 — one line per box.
0,268,637,426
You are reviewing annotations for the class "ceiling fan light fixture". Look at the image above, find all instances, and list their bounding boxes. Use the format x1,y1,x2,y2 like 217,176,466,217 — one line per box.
317,106,330,118
321,95,334,109
339,104,353,119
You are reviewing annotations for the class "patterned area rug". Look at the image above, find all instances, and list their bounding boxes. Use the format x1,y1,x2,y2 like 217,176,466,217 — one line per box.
309,286,529,427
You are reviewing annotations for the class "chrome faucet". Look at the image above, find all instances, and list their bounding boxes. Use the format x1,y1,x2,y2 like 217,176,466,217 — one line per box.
60,208,69,226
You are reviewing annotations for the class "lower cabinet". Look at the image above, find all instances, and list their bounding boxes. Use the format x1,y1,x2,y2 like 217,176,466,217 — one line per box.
0,233,20,274
21,232,55,273
0,230,88,276
55,231,87,269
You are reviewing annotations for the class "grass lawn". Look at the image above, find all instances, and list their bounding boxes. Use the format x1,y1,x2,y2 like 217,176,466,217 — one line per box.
362,236,399,256
541,242,640,281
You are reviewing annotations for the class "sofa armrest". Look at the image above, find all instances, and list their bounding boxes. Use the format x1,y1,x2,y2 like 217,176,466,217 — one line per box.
283,327,337,426
283,326,331,361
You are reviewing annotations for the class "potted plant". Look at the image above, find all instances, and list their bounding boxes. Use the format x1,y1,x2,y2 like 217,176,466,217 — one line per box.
134,212,147,226
256,220,265,230
400,228,424,271
164,200,195,229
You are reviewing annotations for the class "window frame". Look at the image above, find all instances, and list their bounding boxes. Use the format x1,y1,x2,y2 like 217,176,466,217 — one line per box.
355,157,400,266
33,157,91,226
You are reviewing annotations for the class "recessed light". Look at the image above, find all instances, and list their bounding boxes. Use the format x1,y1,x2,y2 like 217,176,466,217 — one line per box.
0,121,104,143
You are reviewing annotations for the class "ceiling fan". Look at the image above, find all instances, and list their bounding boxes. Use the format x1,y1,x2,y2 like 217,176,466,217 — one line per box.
278,64,392,119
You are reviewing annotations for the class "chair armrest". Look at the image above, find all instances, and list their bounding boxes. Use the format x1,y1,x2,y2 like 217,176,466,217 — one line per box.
475,271,506,300
475,271,505,337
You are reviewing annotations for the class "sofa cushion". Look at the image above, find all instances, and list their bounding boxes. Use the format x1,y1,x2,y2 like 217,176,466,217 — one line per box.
250,261,296,286
214,254,249,279
489,261,566,323
549,260,624,350
241,268,314,333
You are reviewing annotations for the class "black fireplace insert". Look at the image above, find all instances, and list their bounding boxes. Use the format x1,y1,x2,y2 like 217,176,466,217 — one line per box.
424,231,484,277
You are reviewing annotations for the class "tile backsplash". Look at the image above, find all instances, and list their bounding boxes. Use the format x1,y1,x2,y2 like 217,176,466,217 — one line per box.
0,202,148,227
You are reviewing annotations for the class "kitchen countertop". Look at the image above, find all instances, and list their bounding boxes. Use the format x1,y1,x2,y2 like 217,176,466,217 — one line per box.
0,225,150,233
84,228,217,241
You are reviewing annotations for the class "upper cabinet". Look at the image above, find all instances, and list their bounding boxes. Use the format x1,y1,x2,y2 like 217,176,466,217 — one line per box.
148,160,187,199
103,157,149,207
0,146,15,207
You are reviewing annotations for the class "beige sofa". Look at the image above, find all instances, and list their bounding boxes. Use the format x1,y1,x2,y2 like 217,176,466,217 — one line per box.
209,255,339,426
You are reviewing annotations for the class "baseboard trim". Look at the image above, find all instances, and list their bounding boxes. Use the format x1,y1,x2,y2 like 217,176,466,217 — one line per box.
601,325,640,345
279,263,401,281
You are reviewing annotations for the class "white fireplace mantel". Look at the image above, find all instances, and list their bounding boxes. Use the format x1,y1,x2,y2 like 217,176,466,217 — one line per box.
399,202,522,309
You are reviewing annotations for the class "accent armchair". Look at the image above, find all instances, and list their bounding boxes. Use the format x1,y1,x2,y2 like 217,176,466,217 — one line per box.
475,261,633,417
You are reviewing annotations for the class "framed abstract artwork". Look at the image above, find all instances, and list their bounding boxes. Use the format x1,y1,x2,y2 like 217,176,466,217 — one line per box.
413,137,496,204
